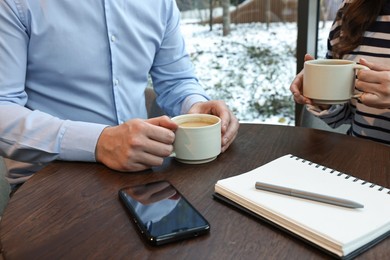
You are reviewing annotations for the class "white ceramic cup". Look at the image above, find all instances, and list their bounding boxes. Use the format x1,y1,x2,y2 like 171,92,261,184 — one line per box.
171,114,221,164
303,59,369,104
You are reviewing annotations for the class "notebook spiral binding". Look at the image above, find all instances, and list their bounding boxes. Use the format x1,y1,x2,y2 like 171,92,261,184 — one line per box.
289,155,390,195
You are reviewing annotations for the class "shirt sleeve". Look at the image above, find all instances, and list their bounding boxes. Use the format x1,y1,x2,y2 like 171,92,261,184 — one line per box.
0,107,108,164
306,104,353,128
0,2,107,163
150,0,210,116
180,95,209,114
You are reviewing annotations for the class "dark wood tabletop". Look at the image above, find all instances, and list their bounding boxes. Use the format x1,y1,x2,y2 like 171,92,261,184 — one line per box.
1,124,389,259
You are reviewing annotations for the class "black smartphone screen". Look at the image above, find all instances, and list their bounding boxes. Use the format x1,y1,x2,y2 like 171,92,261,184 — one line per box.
118,180,210,246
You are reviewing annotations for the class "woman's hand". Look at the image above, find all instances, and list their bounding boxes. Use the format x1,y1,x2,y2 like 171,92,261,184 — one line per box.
356,58,390,109
290,54,316,105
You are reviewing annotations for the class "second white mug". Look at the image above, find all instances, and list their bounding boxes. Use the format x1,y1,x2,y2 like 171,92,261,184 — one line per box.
303,59,369,105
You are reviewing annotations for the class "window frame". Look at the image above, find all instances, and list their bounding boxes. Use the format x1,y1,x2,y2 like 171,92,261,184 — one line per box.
295,0,320,125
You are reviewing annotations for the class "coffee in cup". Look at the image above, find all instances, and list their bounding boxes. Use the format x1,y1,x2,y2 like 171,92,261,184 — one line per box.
303,59,369,105
178,121,214,127
171,114,221,164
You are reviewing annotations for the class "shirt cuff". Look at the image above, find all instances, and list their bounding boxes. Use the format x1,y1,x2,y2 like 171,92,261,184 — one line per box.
59,121,108,162
180,94,209,114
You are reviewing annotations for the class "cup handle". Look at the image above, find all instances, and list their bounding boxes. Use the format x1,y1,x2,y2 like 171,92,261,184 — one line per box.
353,64,370,71
352,93,363,99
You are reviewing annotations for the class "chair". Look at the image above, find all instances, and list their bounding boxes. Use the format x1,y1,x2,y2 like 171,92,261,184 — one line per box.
298,106,350,134
145,87,164,118
0,156,10,218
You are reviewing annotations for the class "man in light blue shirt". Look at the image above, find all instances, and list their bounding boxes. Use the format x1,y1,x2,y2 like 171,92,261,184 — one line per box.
0,0,239,186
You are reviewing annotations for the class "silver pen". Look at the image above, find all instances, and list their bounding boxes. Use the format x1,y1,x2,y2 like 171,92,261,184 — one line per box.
255,181,364,209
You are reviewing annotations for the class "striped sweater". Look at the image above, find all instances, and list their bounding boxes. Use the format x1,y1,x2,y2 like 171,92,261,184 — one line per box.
309,0,390,145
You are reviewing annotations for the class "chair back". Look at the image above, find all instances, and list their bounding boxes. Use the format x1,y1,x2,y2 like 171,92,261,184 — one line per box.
0,157,10,217
145,87,164,118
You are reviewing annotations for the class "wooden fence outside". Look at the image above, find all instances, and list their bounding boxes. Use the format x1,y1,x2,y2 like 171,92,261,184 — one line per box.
179,0,341,24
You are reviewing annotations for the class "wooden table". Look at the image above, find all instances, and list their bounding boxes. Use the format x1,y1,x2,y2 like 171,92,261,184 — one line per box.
1,124,389,259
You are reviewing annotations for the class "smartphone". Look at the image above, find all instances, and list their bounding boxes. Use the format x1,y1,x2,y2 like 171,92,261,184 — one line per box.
118,180,210,246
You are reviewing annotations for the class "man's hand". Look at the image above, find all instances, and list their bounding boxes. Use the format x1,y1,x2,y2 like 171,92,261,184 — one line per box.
95,116,177,172
189,100,239,153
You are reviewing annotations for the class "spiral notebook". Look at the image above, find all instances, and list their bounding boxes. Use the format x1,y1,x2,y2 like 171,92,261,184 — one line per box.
214,154,390,259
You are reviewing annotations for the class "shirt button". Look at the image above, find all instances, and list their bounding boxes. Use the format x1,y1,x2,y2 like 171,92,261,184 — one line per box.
114,79,119,86
111,35,116,42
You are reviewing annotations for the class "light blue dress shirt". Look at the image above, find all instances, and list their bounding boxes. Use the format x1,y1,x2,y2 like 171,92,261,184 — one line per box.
0,0,209,184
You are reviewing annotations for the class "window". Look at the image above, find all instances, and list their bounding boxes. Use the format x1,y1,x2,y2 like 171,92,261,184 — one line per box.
177,0,339,125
